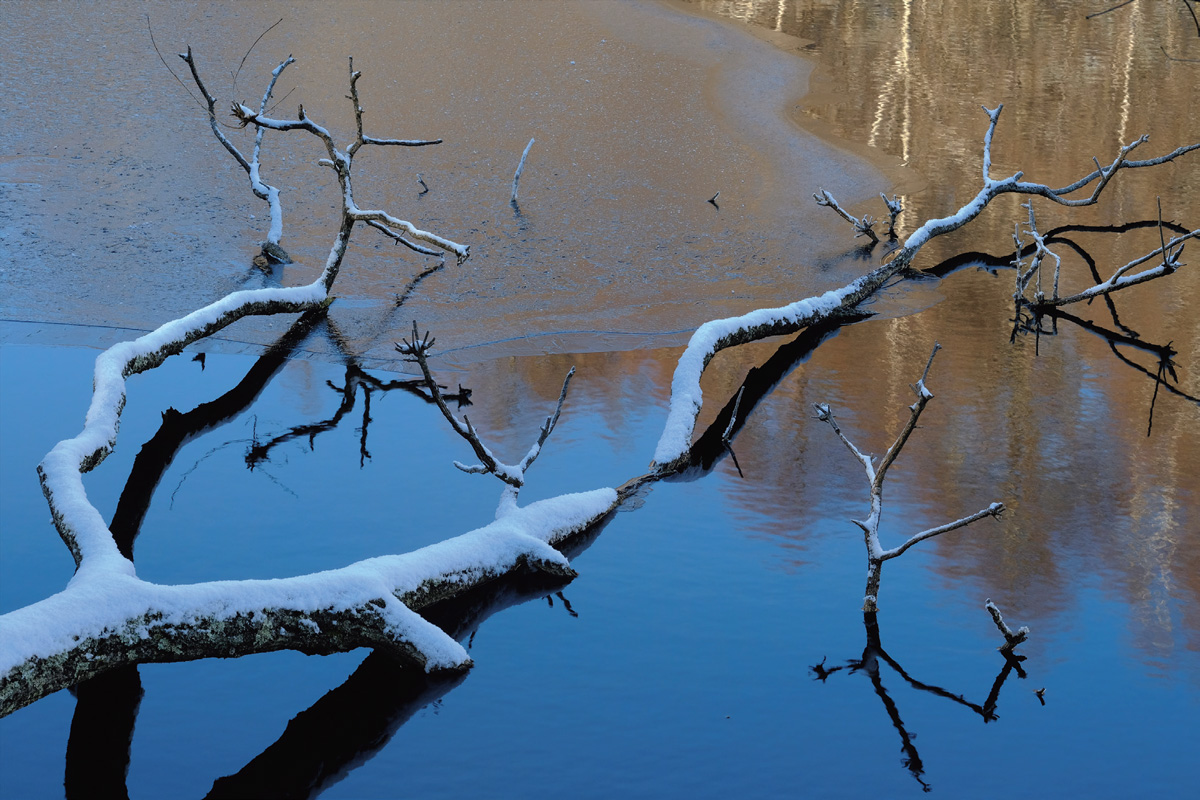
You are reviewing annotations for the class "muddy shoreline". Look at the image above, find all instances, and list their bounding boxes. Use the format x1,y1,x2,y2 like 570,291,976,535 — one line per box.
0,0,892,367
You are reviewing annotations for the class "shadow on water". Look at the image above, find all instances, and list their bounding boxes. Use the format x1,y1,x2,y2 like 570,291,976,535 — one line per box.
921,220,1200,434
811,612,1030,793
41,215,1199,799
63,307,618,799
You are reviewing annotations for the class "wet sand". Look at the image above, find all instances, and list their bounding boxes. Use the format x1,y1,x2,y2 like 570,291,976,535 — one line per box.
0,0,889,365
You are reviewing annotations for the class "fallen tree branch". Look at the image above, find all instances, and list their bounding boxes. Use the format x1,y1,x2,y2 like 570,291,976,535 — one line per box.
650,105,1198,472
0,490,615,716
813,188,880,243
1032,227,1196,307
0,52,554,719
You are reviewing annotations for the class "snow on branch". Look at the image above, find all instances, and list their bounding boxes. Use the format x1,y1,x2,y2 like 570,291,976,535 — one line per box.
1008,199,1195,318
512,137,535,206
813,188,880,243
180,47,294,262
1034,227,1196,307
650,105,1197,472
986,600,1029,654
0,489,616,717
39,285,332,575
226,56,470,275
814,344,1005,611
0,51,624,720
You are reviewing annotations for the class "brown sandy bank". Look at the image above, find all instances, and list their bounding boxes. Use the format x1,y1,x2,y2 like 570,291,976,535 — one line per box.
0,0,890,366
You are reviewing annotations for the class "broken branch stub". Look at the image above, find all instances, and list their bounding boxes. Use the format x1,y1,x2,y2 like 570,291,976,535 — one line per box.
512,137,535,205
986,599,1030,653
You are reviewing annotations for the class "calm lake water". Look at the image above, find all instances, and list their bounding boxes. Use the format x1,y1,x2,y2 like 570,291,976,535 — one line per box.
2,0,1199,797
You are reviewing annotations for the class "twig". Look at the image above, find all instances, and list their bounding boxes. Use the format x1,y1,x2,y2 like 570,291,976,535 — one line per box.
722,386,745,446
147,16,205,113
396,322,573,491
985,600,1029,653
1160,45,1200,62
1086,0,1137,20
232,18,283,96
511,137,535,205
1034,227,1196,307
813,189,879,243
1183,0,1200,35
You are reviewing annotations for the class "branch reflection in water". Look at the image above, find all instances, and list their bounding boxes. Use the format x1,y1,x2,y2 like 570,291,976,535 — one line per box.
920,220,1198,433
65,310,609,799
811,612,1030,793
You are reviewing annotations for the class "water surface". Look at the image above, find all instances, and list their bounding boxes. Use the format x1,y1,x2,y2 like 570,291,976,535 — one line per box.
2,0,1199,797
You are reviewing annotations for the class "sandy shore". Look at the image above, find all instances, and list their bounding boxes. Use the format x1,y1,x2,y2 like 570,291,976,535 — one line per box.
0,0,888,365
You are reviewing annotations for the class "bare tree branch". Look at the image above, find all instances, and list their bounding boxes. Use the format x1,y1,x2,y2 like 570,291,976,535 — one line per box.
813,188,880,243
815,345,1005,611
0,53,603,720
396,322,574,492
1032,228,1196,308
226,57,469,275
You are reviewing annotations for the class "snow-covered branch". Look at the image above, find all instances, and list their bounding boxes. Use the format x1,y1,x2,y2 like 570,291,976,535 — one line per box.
0,52,624,720
813,188,880,243
1008,199,1195,313
512,137,535,205
986,600,1029,653
814,345,1005,611
0,490,616,717
651,105,1197,472
1034,227,1196,307
346,58,443,157
180,47,294,261
226,56,470,274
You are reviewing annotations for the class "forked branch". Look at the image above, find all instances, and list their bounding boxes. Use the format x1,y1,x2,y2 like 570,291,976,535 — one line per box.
815,344,1005,611
180,47,294,260
397,322,574,491
651,104,1197,473
986,600,1030,653
227,57,470,276
814,189,880,243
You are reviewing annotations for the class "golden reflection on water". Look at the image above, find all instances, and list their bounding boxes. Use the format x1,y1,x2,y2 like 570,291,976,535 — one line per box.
458,1,1200,663
1,0,1196,668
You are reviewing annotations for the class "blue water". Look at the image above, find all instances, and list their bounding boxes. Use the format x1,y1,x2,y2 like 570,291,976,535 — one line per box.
2,313,1197,798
